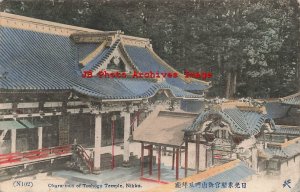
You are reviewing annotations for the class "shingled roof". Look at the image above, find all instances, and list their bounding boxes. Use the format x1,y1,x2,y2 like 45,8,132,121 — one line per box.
180,161,255,192
280,92,300,106
264,138,300,158
124,45,209,91
273,125,300,136
0,12,209,100
185,102,275,136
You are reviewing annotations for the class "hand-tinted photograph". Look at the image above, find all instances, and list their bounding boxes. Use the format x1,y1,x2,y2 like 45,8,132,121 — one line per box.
0,0,299,191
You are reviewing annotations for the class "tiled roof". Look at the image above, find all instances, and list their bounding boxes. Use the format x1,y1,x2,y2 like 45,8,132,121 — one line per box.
77,43,100,61
0,27,202,100
145,160,254,192
81,39,120,72
133,110,198,146
280,92,300,106
180,161,255,192
273,125,300,136
264,141,300,158
0,120,26,130
185,107,274,136
124,45,210,91
264,102,291,119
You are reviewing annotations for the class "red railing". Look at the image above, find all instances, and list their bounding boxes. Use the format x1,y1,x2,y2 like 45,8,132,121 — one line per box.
73,144,94,173
0,145,72,165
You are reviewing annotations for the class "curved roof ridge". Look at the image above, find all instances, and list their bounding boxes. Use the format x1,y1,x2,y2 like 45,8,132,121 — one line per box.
185,105,274,136
81,39,121,73
280,91,300,106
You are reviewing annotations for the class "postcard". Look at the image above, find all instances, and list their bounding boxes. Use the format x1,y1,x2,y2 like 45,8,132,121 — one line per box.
0,0,299,192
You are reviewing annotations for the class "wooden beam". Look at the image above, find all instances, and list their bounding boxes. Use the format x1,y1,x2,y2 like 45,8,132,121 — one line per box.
44,102,63,108
184,138,188,178
158,145,161,181
196,134,200,173
182,139,209,145
149,145,153,176
1,112,63,119
176,148,179,180
0,103,12,109
141,142,144,177
137,110,140,126
17,102,39,108
111,116,116,170
172,147,175,170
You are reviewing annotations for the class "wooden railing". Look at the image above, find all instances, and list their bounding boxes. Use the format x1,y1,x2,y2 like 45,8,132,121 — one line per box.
73,144,94,173
0,145,72,165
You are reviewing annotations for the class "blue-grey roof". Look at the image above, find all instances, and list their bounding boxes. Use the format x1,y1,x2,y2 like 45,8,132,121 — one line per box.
185,107,274,136
0,27,202,100
81,39,120,72
77,43,100,61
264,142,300,158
265,102,291,119
124,45,209,91
273,126,300,136
280,92,300,106
180,161,255,192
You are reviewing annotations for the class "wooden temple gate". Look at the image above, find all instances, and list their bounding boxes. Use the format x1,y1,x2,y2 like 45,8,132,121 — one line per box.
139,141,188,182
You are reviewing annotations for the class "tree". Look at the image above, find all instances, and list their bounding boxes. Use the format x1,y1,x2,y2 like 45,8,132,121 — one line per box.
1,0,298,97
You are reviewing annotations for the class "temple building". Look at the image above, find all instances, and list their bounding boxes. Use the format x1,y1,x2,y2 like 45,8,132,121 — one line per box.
145,95,300,191
0,12,209,178
0,12,300,192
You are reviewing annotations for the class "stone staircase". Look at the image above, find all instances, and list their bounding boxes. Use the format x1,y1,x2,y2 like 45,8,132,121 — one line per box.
69,152,90,174
68,145,93,174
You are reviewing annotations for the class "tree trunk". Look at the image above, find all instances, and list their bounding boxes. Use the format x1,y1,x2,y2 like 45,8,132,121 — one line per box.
225,71,232,98
217,51,224,96
297,0,300,91
298,54,300,91
217,52,222,74
231,70,237,97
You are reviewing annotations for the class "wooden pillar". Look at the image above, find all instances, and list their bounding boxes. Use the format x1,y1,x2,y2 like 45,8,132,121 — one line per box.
122,112,131,164
195,134,200,173
158,145,161,181
172,147,175,170
199,144,207,170
149,145,153,175
136,110,140,126
38,127,43,149
11,129,16,153
111,115,117,169
141,142,144,177
134,111,138,131
184,138,188,177
93,114,102,174
176,148,179,180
